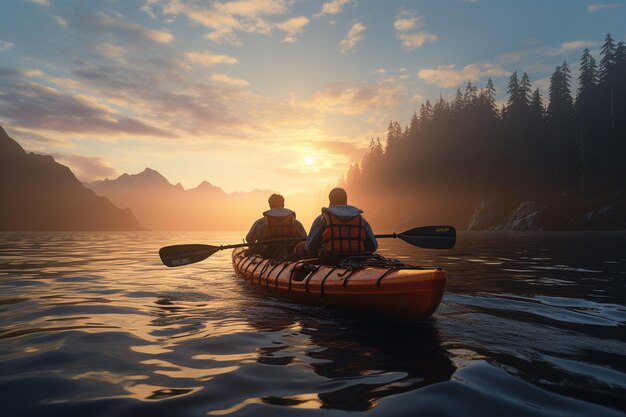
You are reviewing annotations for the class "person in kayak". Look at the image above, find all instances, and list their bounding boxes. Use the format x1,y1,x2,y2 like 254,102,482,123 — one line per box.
246,193,307,256
304,187,377,263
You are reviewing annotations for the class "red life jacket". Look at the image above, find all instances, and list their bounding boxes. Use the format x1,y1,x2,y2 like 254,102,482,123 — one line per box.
321,211,367,255
261,213,300,241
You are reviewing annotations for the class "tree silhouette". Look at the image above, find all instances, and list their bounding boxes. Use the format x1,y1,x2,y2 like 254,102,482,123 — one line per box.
344,34,625,230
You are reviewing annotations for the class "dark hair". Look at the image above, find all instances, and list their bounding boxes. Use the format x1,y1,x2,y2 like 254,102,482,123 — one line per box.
268,193,285,208
328,188,348,205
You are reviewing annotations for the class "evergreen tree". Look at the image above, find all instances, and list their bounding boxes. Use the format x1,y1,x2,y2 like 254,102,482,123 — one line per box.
484,78,497,113
408,112,419,139
548,62,573,122
576,48,598,115
529,88,545,121
599,33,616,84
385,120,402,153
519,72,532,106
506,70,519,109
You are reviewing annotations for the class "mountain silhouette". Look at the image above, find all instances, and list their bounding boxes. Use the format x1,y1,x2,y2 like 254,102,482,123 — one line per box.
0,126,144,231
88,170,322,231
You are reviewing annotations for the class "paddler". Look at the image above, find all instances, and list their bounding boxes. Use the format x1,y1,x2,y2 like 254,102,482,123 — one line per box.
303,187,377,263
246,193,307,256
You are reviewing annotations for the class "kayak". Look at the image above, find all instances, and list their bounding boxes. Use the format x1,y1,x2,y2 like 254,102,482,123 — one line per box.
231,248,447,320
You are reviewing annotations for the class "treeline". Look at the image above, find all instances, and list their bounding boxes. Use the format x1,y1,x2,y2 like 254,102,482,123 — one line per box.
344,34,626,208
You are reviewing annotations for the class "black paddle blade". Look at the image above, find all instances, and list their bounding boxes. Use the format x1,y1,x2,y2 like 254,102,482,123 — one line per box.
159,244,220,267
397,225,456,249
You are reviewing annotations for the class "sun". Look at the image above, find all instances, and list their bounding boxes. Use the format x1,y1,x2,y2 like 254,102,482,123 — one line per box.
303,156,315,165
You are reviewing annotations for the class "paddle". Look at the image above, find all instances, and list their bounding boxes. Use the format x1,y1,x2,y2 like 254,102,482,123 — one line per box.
159,225,455,267
377,225,456,250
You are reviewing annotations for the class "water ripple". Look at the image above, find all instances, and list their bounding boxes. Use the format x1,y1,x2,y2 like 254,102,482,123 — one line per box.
0,231,624,416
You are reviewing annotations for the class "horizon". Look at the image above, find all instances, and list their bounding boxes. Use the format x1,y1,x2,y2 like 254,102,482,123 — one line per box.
1,0,625,193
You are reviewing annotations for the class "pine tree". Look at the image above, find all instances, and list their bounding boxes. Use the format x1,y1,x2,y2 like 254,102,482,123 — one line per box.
530,88,544,118
519,72,532,107
484,78,497,113
575,49,599,193
385,120,402,153
599,33,616,84
576,48,598,115
506,70,519,109
548,62,573,122
408,112,419,139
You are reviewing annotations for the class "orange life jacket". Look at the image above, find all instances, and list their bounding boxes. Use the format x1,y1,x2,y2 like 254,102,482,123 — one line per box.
261,213,300,241
321,211,367,255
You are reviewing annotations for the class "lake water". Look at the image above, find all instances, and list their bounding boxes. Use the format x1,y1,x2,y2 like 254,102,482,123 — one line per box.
0,231,625,416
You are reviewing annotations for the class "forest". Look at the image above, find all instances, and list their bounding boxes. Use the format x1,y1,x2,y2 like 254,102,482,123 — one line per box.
343,34,626,230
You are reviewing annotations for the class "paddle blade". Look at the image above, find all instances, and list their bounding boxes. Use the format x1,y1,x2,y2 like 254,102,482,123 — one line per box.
159,244,220,267
397,226,456,249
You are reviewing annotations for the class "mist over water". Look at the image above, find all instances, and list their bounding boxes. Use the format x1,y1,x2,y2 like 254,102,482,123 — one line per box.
0,231,625,416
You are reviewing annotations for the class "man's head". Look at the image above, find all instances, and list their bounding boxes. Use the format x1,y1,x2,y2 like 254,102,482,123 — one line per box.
268,193,285,208
328,188,348,206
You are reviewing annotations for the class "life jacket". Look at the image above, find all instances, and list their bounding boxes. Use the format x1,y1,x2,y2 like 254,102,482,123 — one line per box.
321,211,367,255
261,213,300,241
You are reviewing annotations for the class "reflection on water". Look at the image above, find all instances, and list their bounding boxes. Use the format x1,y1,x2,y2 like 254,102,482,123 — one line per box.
0,231,625,416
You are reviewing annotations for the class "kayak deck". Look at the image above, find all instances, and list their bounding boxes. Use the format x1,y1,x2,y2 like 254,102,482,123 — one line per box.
231,248,447,320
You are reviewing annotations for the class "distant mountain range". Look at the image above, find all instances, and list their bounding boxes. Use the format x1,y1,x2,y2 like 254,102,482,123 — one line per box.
0,126,143,231
0,125,324,231
86,168,321,231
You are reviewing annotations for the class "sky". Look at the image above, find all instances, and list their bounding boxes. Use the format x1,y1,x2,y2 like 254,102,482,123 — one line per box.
0,0,625,193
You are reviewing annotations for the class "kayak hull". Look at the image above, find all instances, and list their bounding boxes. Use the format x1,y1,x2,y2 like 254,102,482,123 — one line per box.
231,248,447,320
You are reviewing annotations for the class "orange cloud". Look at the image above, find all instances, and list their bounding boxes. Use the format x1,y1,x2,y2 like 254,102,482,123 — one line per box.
163,0,292,45
306,82,404,115
340,22,365,53
394,10,438,51
275,16,309,43
186,51,239,66
418,62,508,88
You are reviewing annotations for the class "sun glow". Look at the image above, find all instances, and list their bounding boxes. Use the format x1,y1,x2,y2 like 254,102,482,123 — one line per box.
303,156,315,165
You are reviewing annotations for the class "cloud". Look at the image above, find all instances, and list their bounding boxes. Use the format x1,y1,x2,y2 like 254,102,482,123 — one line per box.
393,12,422,31
275,16,309,43
587,3,622,12
374,68,386,74
53,154,119,182
394,10,438,51
210,73,250,87
0,41,14,52
306,82,404,115
315,0,355,17
53,15,68,28
25,0,49,5
340,22,365,53
96,43,128,60
0,68,173,137
315,140,364,160
185,51,238,66
398,32,438,50
558,40,597,52
418,62,508,88
77,11,173,44
162,0,292,45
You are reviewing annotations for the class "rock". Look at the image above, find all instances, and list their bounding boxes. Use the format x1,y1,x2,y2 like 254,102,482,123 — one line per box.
491,201,546,231
467,199,508,230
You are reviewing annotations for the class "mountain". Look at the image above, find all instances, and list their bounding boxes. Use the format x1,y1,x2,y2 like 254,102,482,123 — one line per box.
0,126,144,231
88,170,323,231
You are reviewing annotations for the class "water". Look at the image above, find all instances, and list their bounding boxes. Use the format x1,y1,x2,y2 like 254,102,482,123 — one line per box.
0,231,625,416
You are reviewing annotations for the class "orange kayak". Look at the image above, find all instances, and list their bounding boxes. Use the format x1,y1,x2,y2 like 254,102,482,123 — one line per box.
231,248,447,320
